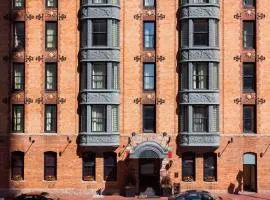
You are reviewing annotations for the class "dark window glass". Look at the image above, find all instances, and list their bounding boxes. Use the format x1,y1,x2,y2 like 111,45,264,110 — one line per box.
14,22,25,50
80,105,87,132
12,105,24,132
14,0,25,8
193,19,209,46
46,22,57,49
143,105,155,132
203,152,217,181
180,106,188,132
144,22,155,48
92,0,107,3
45,63,57,91
181,63,188,90
92,20,107,46
91,105,106,132
92,63,107,89
44,152,57,180
46,0,58,8
243,21,255,49
104,152,117,181
243,105,256,133
243,0,255,8
193,106,208,132
13,63,24,91
182,152,195,181
45,105,57,132
11,151,24,180
243,63,255,92
144,0,155,7
194,0,209,3
83,152,96,181
193,63,208,89
143,63,155,91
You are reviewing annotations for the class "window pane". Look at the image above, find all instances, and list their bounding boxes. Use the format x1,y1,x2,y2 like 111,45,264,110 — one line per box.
194,0,209,3
182,152,195,181
112,20,119,47
14,22,25,49
214,20,219,47
143,63,155,90
193,63,208,89
12,152,24,180
143,106,155,132
243,21,255,49
243,106,256,133
144,22,155,48
45,63,57,90
181,20,189,47
144,0,155,7
112,106,119,132
193,19,209,46
213,63,219,90
212,106,219,132
193,106,208,132
14,0,24,8
243,0,255,8
80,106,87,132
13,105,24,132
83,152,95,180
92,20,107,46
44,152,57,179
13,63,24,91
243,63,255,92
46,0,57,7
112,63,119,90
104,152,117,181
181,63,188,90
180,106,188,132
92,0,107,3
45,105,57,132
91,105,106,132
203,153,217,181
92,63,106,89
46,23,57,48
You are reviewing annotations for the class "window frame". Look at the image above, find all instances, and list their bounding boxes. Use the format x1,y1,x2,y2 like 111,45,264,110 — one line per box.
44,104,57,133
143,21,156,49
91,62,107,90
193,19,209,46
143,105,156,133
12,105,24,133
192,62,209,90
91,105,106,132
182,152,195,181
13,22,25,50
243,105,256,133
82,152,96,181
45,22,58,49
143,63,156,91
243,21,256,50
45,63,57,91
13,63,25,91
243,63,256,92
92,19,108,46
11,151,24,180
192,105,208,132
103,152,117,181
44,152,57,181
203,152,217,182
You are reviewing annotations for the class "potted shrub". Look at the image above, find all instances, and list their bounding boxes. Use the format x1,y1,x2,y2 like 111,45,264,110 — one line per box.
124,173,136,197
161,175,172,197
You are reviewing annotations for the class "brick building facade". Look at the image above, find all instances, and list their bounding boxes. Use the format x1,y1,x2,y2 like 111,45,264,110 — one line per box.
0,0,270,198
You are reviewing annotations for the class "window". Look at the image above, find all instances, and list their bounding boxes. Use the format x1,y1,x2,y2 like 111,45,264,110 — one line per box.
182,152,195,181
112,20,119,47
143,105,155,132
46,22,57,49
45,105,57,132
112,106,119,132
203,152,217,182
91,105,106,132
193,106,208,132
181,63,188,90
46,0,57,8
180,106,188,132
13,63,24,91
14,22,25,50
243,105,256,133
82,152,96,181
92,63,107,89
243,63,255,92
213,63,219,90
11,151,24,180
194,0,209,3
12,105,24,132
104,152,117,181
243,21,255,49
144,22,155,48
14,0,24,8
92,0,107,3
243,0,255,8
143,63,155,91
112,63,119,90
92,20,107,46
193,19,209,46
80,105,87,132
181,20,189,47
144,0,155,7
44,152,57,181
45,63,57,91
193,63,208,89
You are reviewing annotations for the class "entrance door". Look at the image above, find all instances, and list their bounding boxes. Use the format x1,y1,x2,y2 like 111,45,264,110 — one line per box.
243,153,257,192
139,158,161,197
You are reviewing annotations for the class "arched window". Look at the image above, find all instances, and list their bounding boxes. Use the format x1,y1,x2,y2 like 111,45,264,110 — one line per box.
11,151,24,180
44,151,57,181
182,152,195,181
203,152,217,182
103,152,117,181
82,152,96,181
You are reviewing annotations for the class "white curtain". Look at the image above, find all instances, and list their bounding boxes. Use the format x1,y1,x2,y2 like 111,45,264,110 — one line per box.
14,64,23,90
46,66,54,90
193,63,207,89
92,106,105,132
46,24,56,48
92,63,106,89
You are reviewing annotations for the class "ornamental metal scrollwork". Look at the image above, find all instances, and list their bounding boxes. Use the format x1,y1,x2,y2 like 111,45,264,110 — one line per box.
256,55,266,62
35,56,43,62
233,13,241,20
58,55,67,62
25,56,34,63
25,97,33,104
233,55,241,62
57,97,66,104
35,97,43,104
134,56,141,62
157,56,165,62
233,98,242,104
257,98,266,105
134,13,142,20
256,13,266,20
133,98,142,104
36,14,44,20
26,14,34,20
59,13,67,20
156,98,165,105
157,13,165,20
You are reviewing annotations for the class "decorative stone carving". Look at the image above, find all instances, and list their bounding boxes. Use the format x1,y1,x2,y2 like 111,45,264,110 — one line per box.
181,50,219,61
180,133,220,147
82,7,120,19
79,134,120,146
181,7,219,18
87,49,120,61
79,92,120,104
180,92,219,104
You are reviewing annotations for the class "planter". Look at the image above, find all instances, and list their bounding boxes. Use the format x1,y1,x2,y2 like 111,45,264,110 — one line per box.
124,185,136,197
161,187,172,197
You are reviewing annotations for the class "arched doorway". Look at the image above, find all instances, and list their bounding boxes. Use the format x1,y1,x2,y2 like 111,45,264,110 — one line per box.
243,153,257,192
